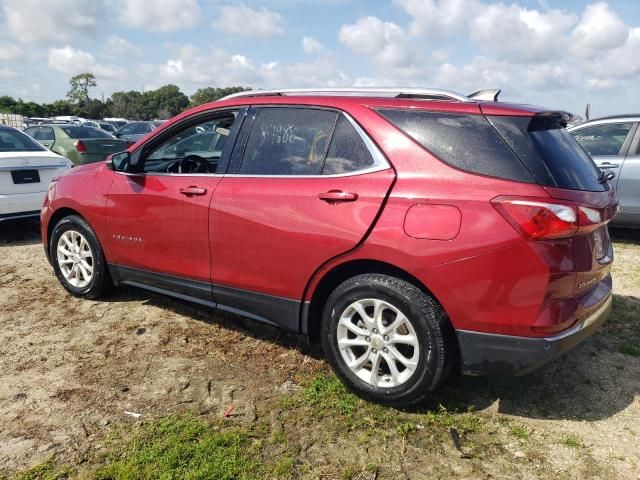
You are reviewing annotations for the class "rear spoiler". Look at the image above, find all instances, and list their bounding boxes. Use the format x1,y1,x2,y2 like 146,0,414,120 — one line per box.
530,111,575,129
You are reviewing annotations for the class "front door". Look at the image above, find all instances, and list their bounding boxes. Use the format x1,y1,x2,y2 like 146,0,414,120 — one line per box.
210,106,395,329
105,110,242,299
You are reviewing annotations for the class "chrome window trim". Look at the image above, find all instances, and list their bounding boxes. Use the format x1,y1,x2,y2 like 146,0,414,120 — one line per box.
0,163,68,171
118,110,391,179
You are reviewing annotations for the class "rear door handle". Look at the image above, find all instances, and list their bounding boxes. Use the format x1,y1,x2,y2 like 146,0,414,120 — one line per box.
318,190,359,202
599,163,619,169
179,186,208,196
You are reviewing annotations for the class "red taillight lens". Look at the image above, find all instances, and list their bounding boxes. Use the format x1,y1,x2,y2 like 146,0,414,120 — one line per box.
74,140,87,153
492,196,606,240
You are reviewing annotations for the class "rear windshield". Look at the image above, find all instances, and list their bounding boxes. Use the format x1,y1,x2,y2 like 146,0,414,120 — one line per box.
378,109,533,182
489,115,606,192
61,126,113,139
0,128,46,152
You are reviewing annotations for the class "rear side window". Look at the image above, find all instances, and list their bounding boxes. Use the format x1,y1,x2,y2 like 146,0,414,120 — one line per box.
61,126,112,139
378,109,533,182
570,122,634,156
239,107,337,175
489,115,606,192
323,116,375,175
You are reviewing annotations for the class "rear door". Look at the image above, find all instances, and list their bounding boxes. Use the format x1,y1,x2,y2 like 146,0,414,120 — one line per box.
210,106,395,329
616,126,640,222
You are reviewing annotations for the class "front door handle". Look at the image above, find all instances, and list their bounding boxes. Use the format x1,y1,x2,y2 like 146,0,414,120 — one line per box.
179,186,208,196
599,163,619,169
318,190,359,202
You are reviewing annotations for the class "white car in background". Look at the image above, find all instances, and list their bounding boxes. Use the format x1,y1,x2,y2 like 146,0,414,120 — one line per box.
0,125,71,222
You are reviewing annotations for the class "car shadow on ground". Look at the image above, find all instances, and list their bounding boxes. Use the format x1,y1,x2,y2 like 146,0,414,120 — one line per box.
0,219,41,246
610,226,640,245
109,286,639,423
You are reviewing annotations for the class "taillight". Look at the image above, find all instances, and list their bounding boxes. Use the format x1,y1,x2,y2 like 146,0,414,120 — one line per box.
492,196,605,240
74,140,87,153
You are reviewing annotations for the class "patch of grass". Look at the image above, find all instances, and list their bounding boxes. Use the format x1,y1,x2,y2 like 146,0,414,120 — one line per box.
396,421,418,439
619,343,640,357
424,405,484,434
561,433,584,449
301,373,359,416
272,456,295,479
91,415,267,480
16,460,74,480
499,417,530,440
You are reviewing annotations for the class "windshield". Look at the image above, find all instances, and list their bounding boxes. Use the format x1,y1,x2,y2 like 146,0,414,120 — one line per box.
61,126,113,139
0,128,46,152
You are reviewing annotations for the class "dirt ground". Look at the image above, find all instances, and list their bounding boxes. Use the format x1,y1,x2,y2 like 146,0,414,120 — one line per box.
1,219,639,479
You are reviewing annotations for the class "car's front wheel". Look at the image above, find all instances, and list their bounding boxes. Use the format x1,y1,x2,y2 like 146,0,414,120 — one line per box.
321,274,453,407
50,215,111,299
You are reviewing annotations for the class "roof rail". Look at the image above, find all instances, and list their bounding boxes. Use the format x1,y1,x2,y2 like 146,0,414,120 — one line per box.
219,87,475,103
468,89,501,101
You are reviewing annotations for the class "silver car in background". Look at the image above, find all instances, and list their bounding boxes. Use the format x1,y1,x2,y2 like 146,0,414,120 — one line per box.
569,115,640,227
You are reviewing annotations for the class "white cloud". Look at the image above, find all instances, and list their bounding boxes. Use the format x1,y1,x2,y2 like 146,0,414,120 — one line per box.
141,43,347,92
570,2,628,54
2,0,103,43
394,0,482,37
0,41,23,61
0,67,17,79
105,35,142,56
339,16,413,68
117,0,200,32
302,36,326,55
48,45,125,80
469,4,576,62
213,4,284,38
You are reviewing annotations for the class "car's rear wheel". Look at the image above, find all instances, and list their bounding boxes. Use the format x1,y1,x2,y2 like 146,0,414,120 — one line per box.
321,274,453,406
50,215,111,299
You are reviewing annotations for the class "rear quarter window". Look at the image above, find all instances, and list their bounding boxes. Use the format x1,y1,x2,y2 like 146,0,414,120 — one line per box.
378,109,533,183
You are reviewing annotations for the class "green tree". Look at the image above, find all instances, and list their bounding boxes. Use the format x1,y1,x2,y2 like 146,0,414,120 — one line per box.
142,84,189,119
110,91,144,119
189,86,250,107
67,73,97,104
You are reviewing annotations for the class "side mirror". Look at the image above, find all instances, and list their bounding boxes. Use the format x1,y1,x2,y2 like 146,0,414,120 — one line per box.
107,151,131,172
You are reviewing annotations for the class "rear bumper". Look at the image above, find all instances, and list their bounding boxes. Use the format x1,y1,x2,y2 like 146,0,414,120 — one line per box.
0,192,46,220
457,293,612,377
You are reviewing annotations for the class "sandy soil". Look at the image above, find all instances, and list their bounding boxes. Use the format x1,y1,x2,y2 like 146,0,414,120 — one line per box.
0,220,639,478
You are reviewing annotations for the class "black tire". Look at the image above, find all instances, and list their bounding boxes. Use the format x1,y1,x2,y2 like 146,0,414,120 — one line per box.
321,274,453,407
49,215,112,299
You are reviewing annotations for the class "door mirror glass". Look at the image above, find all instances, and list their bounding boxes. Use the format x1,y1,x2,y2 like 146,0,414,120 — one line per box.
109,151,130,172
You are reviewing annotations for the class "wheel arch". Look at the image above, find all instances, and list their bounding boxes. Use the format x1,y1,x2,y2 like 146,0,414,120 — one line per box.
304,259,455,347
46,207,86,252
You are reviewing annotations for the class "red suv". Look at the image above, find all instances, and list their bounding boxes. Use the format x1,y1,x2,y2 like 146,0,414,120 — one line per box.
41,88,617,406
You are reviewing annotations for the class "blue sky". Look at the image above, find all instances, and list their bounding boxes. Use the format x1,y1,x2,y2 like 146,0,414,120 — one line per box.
1,0,639,117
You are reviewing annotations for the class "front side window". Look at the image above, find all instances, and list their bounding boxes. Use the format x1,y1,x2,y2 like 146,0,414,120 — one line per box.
570,122,634,156
142,112,237,174
239,107,337,175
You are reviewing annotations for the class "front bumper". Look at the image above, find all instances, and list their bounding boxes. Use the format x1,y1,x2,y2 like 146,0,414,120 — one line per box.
457,294,612,377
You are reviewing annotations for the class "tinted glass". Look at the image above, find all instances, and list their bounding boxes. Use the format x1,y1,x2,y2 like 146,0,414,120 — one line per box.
379,109,533,182
118,123,140,135
323,116,374,175
240,107,337,175
0,128,46,151
61,126,112,139
570,122,634,156
490,115,606,192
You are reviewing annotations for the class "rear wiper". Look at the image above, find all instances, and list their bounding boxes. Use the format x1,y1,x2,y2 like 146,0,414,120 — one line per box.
598,170,615,184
